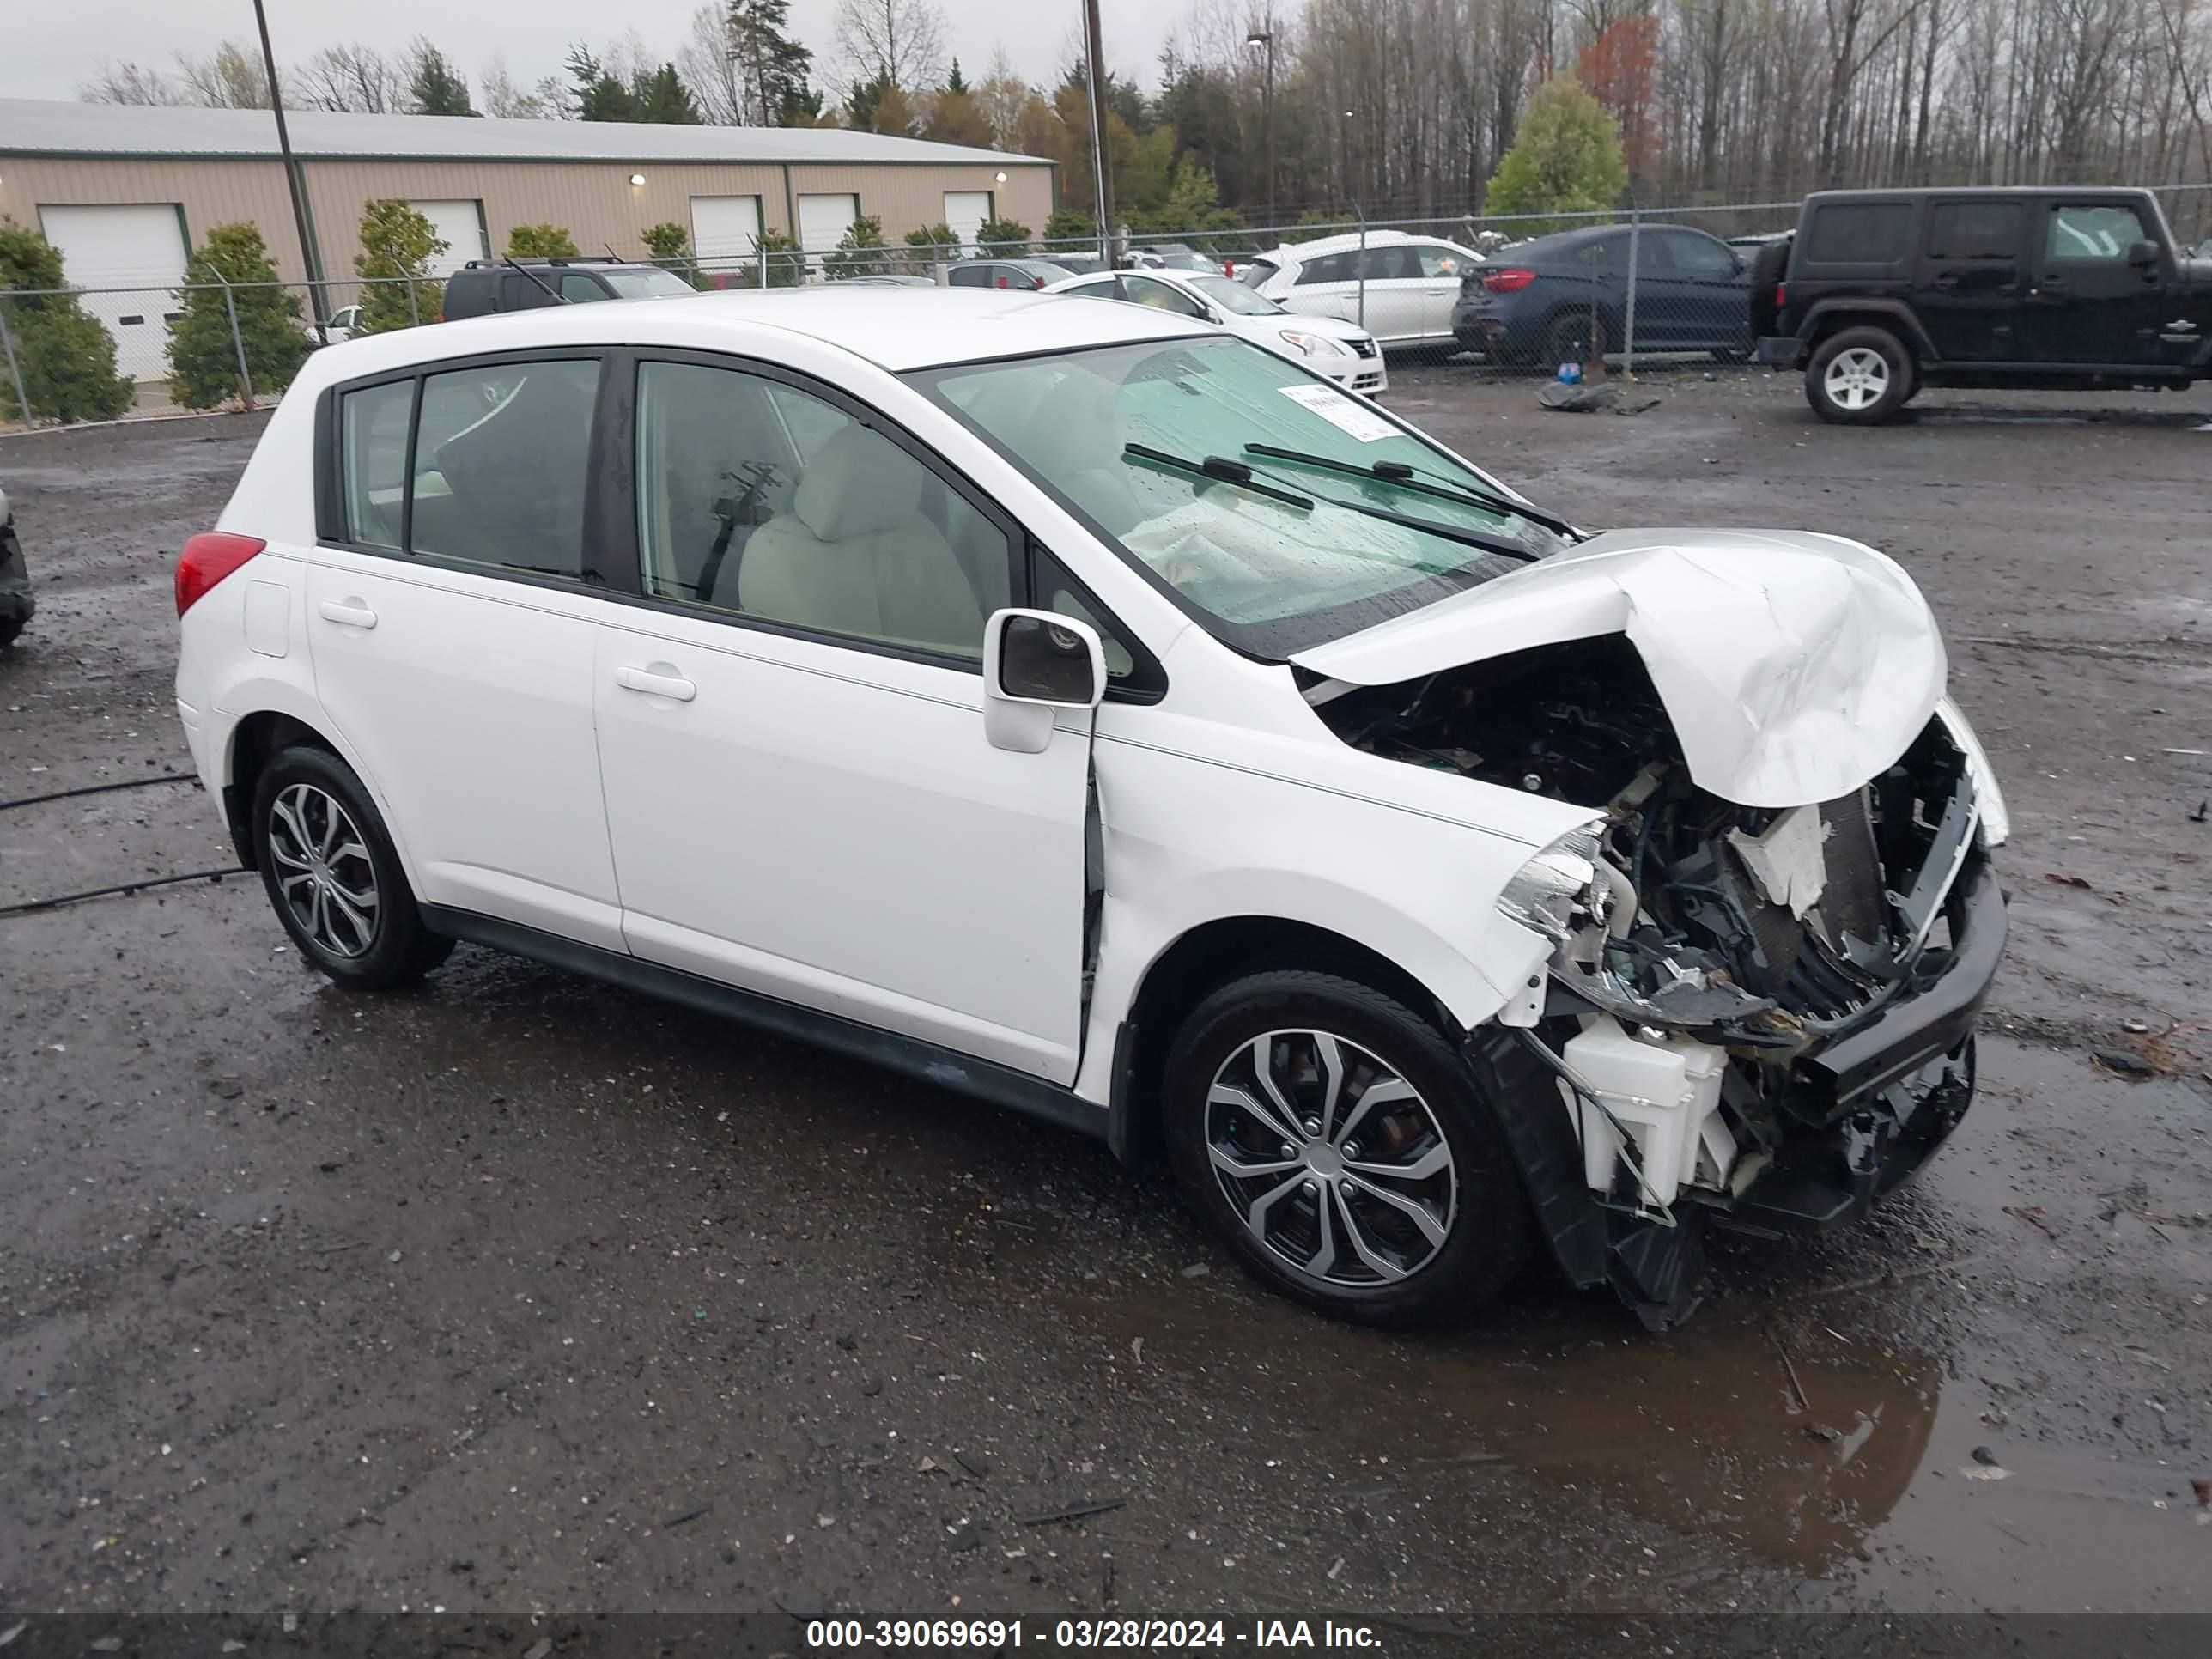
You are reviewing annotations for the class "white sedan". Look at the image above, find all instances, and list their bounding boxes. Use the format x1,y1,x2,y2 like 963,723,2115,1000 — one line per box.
1046,268,1386,395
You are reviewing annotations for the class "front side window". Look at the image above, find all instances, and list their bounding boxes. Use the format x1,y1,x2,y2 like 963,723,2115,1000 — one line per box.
947,264,991,288
1415,245,1468,279
1664,232,1736,274
1188,273,1279,315
634,362,1009,659
1126,277,1206,318
602,268,696,298
2046,204,2148,261
410,361,600,577
913,337,1559,656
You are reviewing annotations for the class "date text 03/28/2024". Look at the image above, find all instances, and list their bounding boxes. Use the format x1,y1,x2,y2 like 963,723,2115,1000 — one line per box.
805,1619,1383,1649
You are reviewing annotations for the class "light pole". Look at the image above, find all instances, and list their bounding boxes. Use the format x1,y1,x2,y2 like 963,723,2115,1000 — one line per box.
1244,18,1275,234
250,0,326,341
1082,0,1113,264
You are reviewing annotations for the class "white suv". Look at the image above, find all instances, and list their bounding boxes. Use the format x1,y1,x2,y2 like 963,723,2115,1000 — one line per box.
1240,230,1480,354
175,288,2008,1329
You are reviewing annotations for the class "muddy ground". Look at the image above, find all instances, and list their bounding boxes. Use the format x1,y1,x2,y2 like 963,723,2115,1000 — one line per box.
2,369,2208,1636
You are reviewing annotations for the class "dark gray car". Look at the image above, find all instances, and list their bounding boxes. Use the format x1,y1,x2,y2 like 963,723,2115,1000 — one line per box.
1452,223,1753,366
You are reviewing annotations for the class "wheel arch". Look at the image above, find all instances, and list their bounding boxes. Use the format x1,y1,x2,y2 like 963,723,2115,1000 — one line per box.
1801,300,1936,362
1105,913,1471,1169
219,702,415,886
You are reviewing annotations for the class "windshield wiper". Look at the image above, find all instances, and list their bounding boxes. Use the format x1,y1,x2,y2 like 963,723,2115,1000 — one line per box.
1231,456,1540,563
1123,443,1313,511
1243,443,1578,539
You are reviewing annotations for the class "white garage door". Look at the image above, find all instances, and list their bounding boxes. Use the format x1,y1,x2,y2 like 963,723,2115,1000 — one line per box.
797,192,860,255
691,196,763,268
37,204,190,383
408,200,487,277
944,191,993,252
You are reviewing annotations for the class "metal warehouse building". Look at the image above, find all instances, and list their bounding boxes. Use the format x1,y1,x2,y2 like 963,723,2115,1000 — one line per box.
0,96,1054,365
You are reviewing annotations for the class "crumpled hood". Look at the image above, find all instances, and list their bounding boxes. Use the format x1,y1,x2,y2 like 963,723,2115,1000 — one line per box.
1292,527,1948,809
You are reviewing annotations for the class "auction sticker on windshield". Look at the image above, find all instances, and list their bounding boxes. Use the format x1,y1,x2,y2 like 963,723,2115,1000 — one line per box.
1277,381,1396,441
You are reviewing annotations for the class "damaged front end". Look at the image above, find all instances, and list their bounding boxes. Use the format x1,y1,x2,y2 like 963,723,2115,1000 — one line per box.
1310,633,2008,1328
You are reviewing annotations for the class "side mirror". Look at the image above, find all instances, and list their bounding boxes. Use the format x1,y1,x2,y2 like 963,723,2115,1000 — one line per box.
983,608,1106,754
2127,239,2160,268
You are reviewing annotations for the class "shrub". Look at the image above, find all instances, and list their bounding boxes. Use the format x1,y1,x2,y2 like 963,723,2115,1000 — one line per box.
164,222,312,410
1485,76,1628,228
507,223,580,258
821,214,890,279
0,220,133,424
974,216,1031,257
640,222,706,289
756,228,805,288
354,200,447,332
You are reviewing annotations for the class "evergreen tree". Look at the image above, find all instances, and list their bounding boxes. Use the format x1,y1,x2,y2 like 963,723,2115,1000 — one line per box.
944,57,967,95
726,0,817,126
408,44,477,117
164,222,311,410
507,224,580,258
1484,76,1628,224
974,216,1030,256
0,220,133,423
641,222,707,288
821,213,890,277
353,199,447,332
635,64,702,124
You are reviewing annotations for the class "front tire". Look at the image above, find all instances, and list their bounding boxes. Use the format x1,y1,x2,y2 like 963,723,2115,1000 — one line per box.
1163,971,1529,1328
1806,325,1914,424
252,744,453,990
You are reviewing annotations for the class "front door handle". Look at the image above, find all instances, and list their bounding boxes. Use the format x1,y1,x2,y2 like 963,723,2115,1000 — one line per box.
317,599,377,629
615,665,697,702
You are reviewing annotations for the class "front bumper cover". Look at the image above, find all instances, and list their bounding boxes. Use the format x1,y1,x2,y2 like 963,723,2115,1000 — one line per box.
1467,860,2007,1326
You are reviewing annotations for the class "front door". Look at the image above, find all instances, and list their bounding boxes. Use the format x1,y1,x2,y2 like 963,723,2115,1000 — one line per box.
1408,242,1474,344
592,356,1094,1081
2026,198,2176,367
1917,198,2028,362
307,356,624,950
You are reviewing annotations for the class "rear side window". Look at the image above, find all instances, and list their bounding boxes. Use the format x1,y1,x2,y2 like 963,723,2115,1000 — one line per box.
1803,202,1913,264
333,359,601,582
340,381,411,549
948,264,991,288
411,362,599,578
560,273,610,302
1238,257,1279,289
1297,252,1354,285
1928,202,2023,261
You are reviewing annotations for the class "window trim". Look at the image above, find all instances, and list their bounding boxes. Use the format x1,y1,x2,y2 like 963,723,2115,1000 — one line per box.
315,346,617,598
599,346,1048,683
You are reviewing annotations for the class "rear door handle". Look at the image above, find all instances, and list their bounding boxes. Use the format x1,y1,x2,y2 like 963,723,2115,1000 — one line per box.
615,665,697,702
317,599,377,629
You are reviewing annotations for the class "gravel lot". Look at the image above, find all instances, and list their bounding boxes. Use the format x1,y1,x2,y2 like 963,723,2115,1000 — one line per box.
3,368,2209,1632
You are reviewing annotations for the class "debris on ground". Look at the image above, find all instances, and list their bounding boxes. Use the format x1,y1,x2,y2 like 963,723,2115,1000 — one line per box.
2092,1049,2154,1078
1536,380,1661,415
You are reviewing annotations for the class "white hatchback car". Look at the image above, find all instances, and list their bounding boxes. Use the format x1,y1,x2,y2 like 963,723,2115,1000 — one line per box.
1045,268,1386,395
1241,230,1480,354
175,288,2008,1329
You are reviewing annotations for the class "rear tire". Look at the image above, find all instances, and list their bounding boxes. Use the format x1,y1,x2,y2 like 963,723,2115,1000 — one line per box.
252,744,453,991
1545,309,1607,368
1806,325,1914,424
1163,970,1530,1329
1746,240,1791,340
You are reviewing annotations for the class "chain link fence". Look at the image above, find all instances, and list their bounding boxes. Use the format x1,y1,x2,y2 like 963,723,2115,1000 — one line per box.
7,187,2208,428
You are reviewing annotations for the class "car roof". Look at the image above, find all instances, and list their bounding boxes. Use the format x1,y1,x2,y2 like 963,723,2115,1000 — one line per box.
1261,228,1425,261
313,286,1212,375
1803,185,2148,204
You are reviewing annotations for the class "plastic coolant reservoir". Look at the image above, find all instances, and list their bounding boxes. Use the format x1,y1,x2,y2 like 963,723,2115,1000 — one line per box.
1561,1021,1732,1207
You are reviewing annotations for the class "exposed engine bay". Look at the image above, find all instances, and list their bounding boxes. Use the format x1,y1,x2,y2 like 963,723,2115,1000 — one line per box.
1310,635,1989,1235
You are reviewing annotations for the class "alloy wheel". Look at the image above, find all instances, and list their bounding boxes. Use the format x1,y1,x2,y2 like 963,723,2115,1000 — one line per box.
266,782,380,958
1823,346,1890,410
1205,1030,1459,1287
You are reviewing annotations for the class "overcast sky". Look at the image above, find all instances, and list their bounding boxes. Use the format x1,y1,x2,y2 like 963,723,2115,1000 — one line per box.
0,0,1192,105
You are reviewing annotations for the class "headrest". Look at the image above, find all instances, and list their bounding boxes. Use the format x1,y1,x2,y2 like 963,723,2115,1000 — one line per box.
792,424,923,542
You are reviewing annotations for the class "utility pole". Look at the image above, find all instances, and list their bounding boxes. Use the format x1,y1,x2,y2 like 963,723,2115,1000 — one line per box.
1082,0,1113,264
250,0,326,342
1245,15,1276,232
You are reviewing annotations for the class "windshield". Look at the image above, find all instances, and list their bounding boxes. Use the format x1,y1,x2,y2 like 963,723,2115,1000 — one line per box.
908,337,1559,656
603,268,697,299
1188,273,1281,315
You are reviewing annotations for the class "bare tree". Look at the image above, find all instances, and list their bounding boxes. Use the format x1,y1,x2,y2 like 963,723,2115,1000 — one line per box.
678,5,746,124
295,44,404,112
833,0,947,92
480,56,553,119
172,40,273,109
80,62,180,105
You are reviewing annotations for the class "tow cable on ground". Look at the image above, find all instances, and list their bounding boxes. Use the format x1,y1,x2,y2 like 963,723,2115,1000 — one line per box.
0,771,246,917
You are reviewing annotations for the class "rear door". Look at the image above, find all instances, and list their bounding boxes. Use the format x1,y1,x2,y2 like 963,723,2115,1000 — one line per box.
1918,198,2027,362
1352,244,1431,343
307,353,624,949
2027,198,2174,366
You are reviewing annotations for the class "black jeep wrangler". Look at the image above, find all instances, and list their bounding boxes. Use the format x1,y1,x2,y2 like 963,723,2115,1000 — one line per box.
441,257,697,320
1755,186,2211,423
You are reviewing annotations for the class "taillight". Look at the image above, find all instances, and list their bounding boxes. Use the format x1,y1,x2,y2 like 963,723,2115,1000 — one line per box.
1776,281,1788,309
175,532,265,617
1482,268,1536,293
